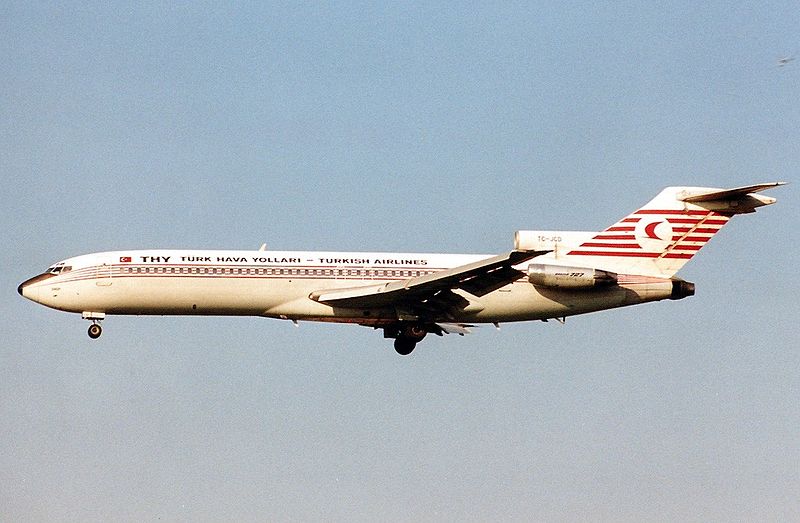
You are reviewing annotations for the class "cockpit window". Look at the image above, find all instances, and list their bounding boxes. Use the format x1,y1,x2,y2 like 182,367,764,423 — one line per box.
47,263,71,275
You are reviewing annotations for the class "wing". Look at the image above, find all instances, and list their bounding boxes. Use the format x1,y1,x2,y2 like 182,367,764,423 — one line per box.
309,249,549,320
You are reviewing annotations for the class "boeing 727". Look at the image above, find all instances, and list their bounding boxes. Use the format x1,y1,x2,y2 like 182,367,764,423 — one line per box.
18,183,784,354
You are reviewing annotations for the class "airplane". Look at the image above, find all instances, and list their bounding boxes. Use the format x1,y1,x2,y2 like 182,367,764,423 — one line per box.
19,182,785,355
778,56,795,67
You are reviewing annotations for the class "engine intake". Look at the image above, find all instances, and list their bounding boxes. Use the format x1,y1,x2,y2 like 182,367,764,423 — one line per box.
527,264,618,289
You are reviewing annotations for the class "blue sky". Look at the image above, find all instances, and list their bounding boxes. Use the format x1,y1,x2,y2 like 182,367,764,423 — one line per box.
2,2,798,521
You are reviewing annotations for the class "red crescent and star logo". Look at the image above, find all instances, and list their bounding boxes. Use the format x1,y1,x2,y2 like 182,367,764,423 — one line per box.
644,221,665,240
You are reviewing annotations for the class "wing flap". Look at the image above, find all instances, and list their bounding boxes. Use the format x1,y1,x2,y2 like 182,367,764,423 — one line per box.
436,322,474,335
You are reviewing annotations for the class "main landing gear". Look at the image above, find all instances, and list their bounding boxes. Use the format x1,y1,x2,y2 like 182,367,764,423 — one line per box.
393,337,417,356
386,323,428,356
82,312,105,340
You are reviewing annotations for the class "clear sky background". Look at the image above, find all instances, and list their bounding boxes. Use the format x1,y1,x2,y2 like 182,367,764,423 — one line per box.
2,2,798,521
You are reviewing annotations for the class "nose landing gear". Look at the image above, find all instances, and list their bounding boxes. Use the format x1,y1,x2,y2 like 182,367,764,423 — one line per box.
82,312,106,339
87,323,102,339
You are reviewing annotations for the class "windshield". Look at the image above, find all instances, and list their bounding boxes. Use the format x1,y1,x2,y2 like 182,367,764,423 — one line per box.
47,263,72,275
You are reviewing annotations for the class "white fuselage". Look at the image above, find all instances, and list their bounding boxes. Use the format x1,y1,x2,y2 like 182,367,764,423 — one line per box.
19,249,677,326
17,183,782,352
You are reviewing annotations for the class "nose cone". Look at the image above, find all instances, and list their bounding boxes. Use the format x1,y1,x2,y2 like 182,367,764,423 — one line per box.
17,273,52,302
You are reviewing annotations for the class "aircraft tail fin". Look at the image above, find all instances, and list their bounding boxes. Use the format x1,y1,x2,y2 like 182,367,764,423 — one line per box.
563,182,785,277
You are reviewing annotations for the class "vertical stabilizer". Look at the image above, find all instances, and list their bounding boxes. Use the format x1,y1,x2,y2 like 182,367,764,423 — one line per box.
564,183,784,277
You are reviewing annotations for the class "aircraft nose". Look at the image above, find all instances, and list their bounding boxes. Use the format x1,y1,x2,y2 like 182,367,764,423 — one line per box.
17,273,51,301
18,277,35,299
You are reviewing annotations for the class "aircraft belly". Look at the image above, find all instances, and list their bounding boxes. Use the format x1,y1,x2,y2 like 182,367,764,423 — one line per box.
55,276,291,315
261,280,393,320
261,280,678,323
463,281,675,322
45,276,394,319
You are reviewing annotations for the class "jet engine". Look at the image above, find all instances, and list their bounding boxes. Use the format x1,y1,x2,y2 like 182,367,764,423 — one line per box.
527,263,618,289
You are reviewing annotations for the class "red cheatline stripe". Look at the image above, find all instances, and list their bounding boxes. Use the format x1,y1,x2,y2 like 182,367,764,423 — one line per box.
568,250,696,259
676,236,713,242
621,218,641,223
671,227,723,234
56,272,426,284
591,234,637,240
605,226,636,232
667,218,729,225
635,209,712,215
667,220,697,225
581,243,641,249
670,244,703,251
568,250,660,258
52,264,452,285
667,218,702,224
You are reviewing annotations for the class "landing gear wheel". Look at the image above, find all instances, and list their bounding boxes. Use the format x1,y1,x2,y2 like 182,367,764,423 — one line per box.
394,337,417,356
88,323,102,339
403,324,427,340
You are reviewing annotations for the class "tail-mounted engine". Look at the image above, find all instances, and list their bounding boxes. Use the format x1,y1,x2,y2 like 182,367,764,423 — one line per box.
670,279,695,300
527,263,618,289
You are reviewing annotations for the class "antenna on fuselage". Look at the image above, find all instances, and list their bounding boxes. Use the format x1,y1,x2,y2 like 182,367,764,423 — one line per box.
259,243,267,251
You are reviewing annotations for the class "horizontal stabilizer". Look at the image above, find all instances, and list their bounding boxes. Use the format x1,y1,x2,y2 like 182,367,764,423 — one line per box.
679,182,786,213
